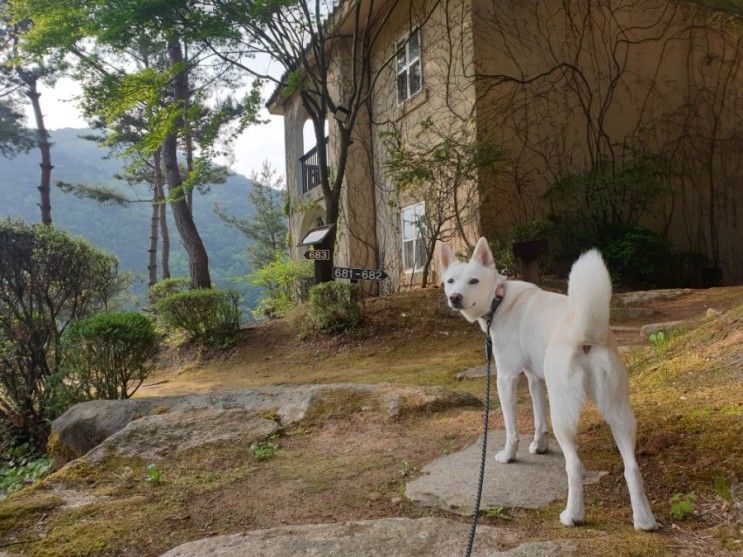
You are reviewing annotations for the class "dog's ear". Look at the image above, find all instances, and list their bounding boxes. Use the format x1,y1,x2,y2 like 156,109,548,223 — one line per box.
471,237,494,268
439,242,455,271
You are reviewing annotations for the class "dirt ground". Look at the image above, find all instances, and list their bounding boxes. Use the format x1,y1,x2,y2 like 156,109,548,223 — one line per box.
140,285,742,398
0,286,740,556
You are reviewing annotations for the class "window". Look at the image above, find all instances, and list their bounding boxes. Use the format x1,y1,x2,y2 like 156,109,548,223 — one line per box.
401,202,427,271
396,29,422,104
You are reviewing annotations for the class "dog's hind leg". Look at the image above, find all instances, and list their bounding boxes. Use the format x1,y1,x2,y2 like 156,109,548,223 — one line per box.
494,370,520,463
545,344,587,527
525,372,549,454
593,349,658,531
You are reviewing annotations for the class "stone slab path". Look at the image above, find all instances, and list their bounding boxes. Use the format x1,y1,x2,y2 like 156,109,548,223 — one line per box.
159,517,575,557
406,430,606,513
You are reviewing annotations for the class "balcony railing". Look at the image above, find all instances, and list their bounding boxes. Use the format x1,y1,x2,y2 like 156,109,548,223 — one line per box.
299,136,329,194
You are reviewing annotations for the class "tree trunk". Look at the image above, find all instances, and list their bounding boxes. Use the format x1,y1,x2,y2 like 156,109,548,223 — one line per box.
154,151,171,280
164,39,211,288
26,78,52,226
185,132,194,215
148,187,159,287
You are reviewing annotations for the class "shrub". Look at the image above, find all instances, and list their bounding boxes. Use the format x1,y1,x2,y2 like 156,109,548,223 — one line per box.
247,251,313,319
0,443,52,497
156,288,240,346
61,312,158,399
307,282,362,333
0,219,125,448
148,277,189,305
595,224,676,287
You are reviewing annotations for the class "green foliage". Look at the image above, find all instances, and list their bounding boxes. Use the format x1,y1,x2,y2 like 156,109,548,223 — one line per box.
149,277,190,305
669,492,696,520
540,153,704,287
247,251,312,319
595,224,677,287
713,475,733,503
544,154,674,228
481,506,513,520
214,161,288,270
0,219,124,448
488,239,517,276
648,331,668,352
0,100,35,157
307,282,362,333
249,436,279,461
0,445,52,497
61,311,158,400
145,463,162,485
156,288,240,346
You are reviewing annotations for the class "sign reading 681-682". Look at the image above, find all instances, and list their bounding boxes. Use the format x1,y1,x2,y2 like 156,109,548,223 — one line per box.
333,267,389,281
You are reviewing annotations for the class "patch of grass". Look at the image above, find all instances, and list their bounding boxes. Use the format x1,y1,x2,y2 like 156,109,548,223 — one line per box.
249,436,279,461
669,492,696,520
145,463,162,485
482,506,512,520
398,460,416,478
648,330,668,352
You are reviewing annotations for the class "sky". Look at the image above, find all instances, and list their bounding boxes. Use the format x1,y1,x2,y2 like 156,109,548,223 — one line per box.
26,76,288,181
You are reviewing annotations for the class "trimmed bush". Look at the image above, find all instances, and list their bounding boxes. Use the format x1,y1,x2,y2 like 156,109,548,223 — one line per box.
247,251,313,319
156,288,240,346
62,312,158,399
308,282,362,333
149,277,190,305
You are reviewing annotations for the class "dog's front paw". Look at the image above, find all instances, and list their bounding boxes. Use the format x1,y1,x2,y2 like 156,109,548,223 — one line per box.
559,509,584,527
529,438,548,455
494,449,516,463
633,514,658,532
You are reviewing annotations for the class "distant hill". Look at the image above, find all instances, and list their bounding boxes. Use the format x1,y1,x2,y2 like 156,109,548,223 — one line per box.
0,128,261,314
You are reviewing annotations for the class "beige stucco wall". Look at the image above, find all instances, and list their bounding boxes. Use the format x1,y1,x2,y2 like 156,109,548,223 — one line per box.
368,0,481,291
472,0,743,283
277,0,742,288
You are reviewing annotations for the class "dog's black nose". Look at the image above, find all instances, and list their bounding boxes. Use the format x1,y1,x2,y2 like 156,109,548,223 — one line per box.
449,293,463,306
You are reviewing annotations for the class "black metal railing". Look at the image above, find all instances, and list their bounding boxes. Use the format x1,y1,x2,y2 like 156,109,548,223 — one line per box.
299,136,329,194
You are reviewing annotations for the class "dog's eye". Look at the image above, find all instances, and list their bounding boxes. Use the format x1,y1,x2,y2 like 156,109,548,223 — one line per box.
469,278,479,285
446,278,454,284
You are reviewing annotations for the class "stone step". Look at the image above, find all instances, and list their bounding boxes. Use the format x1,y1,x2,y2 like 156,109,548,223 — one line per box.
405,430,606,513
159,517,575,557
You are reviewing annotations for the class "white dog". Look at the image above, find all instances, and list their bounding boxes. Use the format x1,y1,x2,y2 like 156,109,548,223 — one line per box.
440,237,657,531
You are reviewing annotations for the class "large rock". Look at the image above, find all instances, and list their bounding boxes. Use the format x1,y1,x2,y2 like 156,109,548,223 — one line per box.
159,517,574,557
86,409,280,462
406,431,606,513
49,384,479,466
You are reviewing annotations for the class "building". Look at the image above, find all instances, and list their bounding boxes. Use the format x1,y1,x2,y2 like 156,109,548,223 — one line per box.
268,0,743,289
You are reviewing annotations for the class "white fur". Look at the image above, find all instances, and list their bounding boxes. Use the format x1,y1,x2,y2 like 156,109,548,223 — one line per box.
440,239,657,531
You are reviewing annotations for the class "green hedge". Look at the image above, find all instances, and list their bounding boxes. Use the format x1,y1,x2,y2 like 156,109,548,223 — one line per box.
62,311,158,399
156,288,240,346
149,277,190,305
308,282,362,333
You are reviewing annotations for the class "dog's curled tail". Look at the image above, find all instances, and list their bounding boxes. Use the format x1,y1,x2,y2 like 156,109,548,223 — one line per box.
567,249,612,346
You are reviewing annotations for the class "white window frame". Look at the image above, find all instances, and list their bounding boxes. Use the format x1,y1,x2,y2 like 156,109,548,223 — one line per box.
401,201,426,272
395,28,423,105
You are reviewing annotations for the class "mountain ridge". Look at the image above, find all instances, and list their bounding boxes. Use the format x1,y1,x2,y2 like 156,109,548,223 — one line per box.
0,127,260,312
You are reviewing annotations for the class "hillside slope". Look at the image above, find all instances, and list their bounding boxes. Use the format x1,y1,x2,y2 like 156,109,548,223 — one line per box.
0,128,260,309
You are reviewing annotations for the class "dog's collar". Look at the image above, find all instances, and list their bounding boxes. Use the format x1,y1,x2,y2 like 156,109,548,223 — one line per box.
482,283,506,325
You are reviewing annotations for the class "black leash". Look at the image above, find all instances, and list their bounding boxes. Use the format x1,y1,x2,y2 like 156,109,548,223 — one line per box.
464,289,504,557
